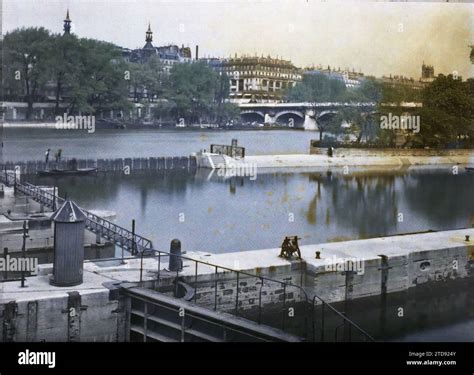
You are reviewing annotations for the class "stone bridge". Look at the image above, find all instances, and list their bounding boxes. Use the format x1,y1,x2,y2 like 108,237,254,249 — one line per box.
238,102,421,130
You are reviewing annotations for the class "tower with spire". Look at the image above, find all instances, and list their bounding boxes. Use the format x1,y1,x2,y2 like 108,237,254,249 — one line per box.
63,9,72,35
144,23,154,49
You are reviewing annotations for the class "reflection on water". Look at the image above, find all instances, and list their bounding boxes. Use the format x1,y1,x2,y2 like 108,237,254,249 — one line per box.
251,278,474,342
27,167,474,254
340,278,474,342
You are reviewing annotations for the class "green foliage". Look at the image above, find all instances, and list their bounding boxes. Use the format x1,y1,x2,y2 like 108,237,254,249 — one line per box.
380,83,422,104
286,74,385,139
2,27,130,118
328,107,381,145
128,56,167,103
164,63,237,124
414,75,474,148
2,27,54,117
49,33,82,114
356,77,383,102
286,74,347,103
70,38,130,114
288,72,473,148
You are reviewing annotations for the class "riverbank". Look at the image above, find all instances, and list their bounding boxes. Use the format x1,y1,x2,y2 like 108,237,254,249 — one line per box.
240,152,474,168
1,121,296,131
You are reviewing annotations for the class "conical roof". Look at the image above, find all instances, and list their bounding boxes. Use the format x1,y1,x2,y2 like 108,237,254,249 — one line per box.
51,200,87,223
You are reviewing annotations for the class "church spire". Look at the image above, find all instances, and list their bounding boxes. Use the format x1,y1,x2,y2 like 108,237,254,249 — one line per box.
145,23,153,43
63,9,72,35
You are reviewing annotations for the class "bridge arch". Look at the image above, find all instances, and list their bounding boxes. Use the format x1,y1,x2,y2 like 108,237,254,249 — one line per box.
240,110,265,124
275,110,305,127
316,110,338,122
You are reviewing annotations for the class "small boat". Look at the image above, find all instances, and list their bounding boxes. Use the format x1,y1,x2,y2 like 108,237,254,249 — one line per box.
37,168,98,176
465,167,474,172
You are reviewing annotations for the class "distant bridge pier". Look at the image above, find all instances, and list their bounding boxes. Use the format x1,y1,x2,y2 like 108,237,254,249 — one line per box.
303,109,317,131
264,113,276,125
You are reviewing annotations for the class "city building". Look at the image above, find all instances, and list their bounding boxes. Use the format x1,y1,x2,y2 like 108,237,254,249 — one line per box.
221,55,302,103
303,65,364,88
377,63,440,90
377,75,426,90
199,57,228,74
420,62,435,83
124,24,193,73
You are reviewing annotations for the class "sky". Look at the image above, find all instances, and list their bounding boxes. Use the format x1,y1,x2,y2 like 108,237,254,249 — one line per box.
2,0,473,79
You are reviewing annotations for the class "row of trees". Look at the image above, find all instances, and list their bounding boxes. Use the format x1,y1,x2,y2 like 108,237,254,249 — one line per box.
285,71,473,148
2,27,130,119
127,56,239,124
2,27,472,146
1,27,239,124
153,62,239,125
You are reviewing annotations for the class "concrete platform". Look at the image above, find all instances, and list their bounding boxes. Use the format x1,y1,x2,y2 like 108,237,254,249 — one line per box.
0,215,24,231
1,228,473,342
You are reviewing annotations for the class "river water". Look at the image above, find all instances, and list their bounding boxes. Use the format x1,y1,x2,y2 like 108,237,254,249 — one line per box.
4,127,474,253
4,127,474,341
1,127,315,161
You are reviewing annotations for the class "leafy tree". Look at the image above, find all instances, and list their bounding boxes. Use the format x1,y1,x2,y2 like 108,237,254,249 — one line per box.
152,100,176,123
128,56,166,103
414,74,474,147
49,33,81,115
286,74,347,103
328,107,380,145
69,38,131,115
2,28,132,118
164,62,238,124
214,72,232,125
286,74,348,139
356,77,383,102
2,27,54,119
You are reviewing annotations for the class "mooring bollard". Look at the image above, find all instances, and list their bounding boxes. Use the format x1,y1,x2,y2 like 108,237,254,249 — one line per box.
169,239,183,272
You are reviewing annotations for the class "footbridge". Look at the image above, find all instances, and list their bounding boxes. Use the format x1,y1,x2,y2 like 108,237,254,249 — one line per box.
0,170,153,254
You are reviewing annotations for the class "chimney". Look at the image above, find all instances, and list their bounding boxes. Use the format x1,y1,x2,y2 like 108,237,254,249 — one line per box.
195,45,199,61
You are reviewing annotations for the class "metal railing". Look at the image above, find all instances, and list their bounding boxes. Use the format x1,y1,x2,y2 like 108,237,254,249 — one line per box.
210,144,245,159
0,170,153,253
153,250,309,334
84,211,152,253
311,295,375,342
90,249,375,342
127,289,299,342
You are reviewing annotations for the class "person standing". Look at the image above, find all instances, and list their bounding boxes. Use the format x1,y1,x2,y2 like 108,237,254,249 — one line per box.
57,149,62,163
45,148,51,164
327,146,334,157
